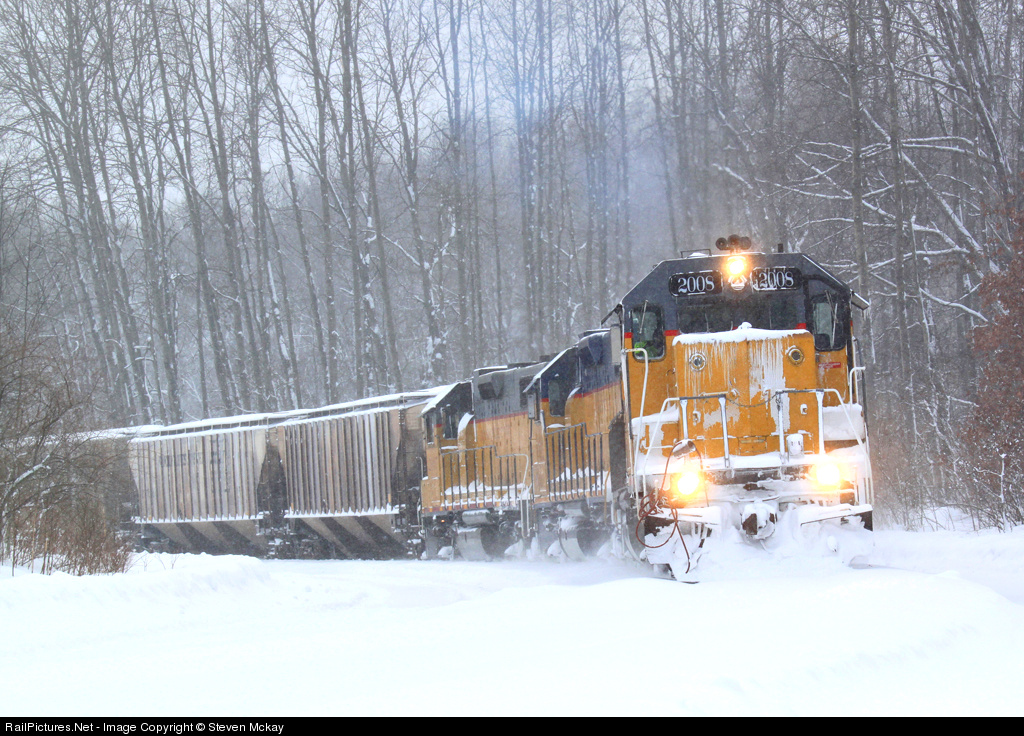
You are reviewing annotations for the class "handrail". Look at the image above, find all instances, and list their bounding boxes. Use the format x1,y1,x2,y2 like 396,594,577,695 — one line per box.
439,445,526,510
545,423,606,500
768,387,869,457
629,384,873,505
820,388,868,454
652,388,867,463
624,347,650,497
507,452,532,499
651,394,731,472
848,366,866,406
770,388,867,455
767,388,825,456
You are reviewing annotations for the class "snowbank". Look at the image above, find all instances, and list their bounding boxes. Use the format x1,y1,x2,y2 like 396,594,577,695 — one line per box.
1,528,1023,716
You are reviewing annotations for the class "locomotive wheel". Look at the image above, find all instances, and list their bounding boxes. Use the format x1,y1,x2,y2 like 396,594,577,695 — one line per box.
482,524,517,558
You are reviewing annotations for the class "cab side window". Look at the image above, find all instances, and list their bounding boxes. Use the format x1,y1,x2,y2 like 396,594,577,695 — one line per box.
424,415,436,445
630,303,665,360
548,379,567,416
810,291,849,352
442,407,460,440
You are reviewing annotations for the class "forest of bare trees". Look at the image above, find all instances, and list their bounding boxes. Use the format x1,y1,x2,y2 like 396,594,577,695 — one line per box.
0,0,1021,527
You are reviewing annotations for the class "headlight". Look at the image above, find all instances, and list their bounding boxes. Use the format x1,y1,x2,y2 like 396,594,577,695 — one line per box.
725,256,748,291
674,469,703,498
725,256,748,277
814,461,842,488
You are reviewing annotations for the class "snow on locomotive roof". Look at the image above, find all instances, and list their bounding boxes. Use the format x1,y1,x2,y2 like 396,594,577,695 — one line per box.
419,383,463,415
671,323,808,345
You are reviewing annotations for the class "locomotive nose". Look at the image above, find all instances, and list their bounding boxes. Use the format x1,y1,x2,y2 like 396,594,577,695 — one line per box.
670,327,819,459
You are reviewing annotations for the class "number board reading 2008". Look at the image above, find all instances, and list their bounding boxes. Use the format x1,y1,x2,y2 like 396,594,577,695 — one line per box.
751,266,801,292
669,271,722,297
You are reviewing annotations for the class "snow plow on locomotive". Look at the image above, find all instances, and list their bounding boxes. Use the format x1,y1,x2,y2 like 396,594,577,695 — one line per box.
127,236,873,573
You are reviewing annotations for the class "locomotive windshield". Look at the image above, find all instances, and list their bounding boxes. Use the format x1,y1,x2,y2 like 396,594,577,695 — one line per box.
677,292,802,334
672,277,850,351
809,289,850,351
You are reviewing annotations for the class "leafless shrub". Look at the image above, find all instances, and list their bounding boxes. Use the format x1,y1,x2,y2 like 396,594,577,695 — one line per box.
0,312,135,575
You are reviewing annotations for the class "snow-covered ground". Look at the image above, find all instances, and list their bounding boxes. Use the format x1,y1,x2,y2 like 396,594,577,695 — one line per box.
3,524,1024,716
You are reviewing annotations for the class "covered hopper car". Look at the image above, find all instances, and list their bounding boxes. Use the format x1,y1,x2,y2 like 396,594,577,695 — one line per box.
131,392,435,557
130,237,873,571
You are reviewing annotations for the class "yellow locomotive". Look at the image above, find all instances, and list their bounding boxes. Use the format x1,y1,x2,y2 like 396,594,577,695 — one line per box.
130,236,873,572
618,236,873,573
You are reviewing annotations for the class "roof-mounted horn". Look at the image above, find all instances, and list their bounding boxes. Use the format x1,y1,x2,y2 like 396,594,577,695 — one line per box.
715,234,752,252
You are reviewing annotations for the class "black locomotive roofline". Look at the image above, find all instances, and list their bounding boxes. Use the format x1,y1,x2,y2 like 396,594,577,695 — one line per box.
619,251,857,310
422,329,620,426
610,250,868,348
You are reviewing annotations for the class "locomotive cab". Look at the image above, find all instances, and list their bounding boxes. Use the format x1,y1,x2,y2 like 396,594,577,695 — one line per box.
618,238,873,551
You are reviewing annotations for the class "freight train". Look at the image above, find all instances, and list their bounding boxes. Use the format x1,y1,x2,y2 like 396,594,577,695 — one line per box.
129,237,873,572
